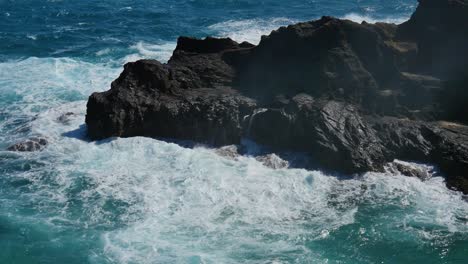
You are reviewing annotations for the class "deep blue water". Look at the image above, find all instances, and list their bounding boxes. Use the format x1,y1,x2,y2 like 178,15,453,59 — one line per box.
0,0,416,61
1,0,468,263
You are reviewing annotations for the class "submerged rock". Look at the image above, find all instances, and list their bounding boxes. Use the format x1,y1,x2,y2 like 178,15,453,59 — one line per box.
57,112,76,125
385,160,434,181
86,0,468,193
7,137,48,152
256,154,289,169
215,145,241,160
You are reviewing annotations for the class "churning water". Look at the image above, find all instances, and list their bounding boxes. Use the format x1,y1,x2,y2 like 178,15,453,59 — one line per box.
1,0,467,263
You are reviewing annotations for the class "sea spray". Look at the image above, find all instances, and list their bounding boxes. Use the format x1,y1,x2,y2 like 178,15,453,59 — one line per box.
1,0,466,263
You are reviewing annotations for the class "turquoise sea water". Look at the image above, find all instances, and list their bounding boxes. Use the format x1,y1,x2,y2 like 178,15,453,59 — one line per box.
1,0,467,263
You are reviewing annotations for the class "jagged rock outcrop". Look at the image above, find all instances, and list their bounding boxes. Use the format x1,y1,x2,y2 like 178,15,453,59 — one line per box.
385,160,434,181
87,80,255,145
371,118,468,192
247,96,387,174
86,0,468,193
397,0,468,78
230,17,399,110
396,0,468,123
246,96,468,192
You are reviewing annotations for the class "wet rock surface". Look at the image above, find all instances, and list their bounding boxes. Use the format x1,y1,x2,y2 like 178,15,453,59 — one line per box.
255,154,289,169
214,145,241,160
86,0,468,193
7,137,48,152
385,160,434,181
57,112,76,125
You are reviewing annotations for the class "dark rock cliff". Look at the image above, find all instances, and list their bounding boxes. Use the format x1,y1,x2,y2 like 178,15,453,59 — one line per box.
86,0,468,193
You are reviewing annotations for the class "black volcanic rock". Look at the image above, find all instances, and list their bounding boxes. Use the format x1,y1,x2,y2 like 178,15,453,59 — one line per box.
247,96,387,174
396,0,468,123
86,47,256,145
86,0,468,193
439,72,468,124
7,137,48,152
397,0,468,78
386,160,433,181
174,36,241,54
232,17,399,110
371,118,468,190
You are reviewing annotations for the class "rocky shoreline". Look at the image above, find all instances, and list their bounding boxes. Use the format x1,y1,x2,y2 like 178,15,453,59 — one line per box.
85,0,468,193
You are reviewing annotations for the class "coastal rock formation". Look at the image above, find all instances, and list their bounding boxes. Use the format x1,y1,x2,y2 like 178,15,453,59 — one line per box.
247,97,387,174
397,0,468,78
87,43,256,146
86,0,468,193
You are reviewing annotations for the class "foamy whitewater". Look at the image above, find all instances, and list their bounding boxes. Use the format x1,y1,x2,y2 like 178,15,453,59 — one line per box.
1,0,467,263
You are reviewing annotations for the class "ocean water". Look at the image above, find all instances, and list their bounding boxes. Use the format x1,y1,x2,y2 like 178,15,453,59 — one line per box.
1,0,467,263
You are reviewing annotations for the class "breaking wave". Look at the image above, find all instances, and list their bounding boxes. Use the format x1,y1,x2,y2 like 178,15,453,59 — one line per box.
342,13,410,24
1,1,466,263
0,54,466,261
208,18,297,44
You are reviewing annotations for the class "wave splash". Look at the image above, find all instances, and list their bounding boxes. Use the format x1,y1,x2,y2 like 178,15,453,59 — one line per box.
124,41,177,63
3,91,466,263
0,11,466,261
207,13,410,45
342,13,409,24
208,18,297,44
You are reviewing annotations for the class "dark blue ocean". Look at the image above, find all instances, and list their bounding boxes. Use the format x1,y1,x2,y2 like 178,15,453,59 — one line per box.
1,0,467,263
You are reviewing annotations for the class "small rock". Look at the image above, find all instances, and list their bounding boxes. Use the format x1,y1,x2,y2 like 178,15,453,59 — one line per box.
57,112,76,124
385,160,432,181
215,145,240,160
7,137,48,152
256,154,289,169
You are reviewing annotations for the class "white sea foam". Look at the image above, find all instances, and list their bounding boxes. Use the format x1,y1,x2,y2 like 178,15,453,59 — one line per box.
119,6,133,11
121,14,409,67
1,52,466,263
21,99,468,262
95,48,111,56
0,57,119,143
208,18,296,44
208,13,410,46
342,13,409,24
124,19,293,64
100,36,123,43
124,41,177,63
26,34,37,40
0,57,118,113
